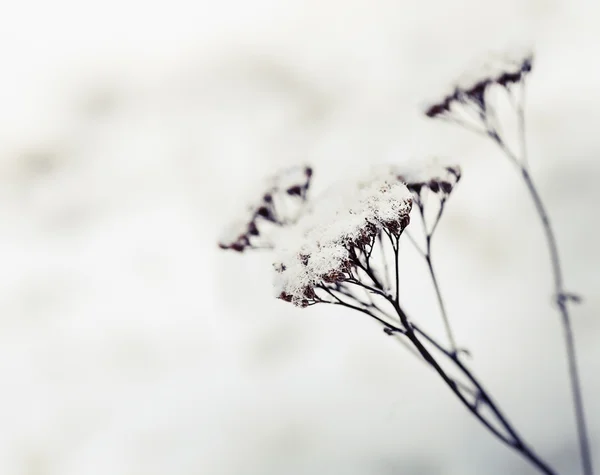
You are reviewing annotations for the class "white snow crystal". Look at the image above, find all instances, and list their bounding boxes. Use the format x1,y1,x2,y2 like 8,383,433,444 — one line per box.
273,167,413,307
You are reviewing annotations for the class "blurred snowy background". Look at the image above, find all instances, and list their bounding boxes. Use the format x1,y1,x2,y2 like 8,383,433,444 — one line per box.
1,0,599,474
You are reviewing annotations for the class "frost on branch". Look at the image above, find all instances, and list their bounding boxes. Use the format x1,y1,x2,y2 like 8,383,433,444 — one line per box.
218,165,312,252
274,169,413,307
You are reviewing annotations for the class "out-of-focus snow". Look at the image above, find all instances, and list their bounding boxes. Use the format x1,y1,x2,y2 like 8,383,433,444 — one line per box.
1,0,599,474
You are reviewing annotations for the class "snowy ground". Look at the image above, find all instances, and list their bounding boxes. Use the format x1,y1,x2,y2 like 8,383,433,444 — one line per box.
1,0,599,474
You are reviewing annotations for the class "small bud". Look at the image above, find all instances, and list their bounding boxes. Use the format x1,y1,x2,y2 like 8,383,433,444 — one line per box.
407,183,423,195
425,101,448,118
428,180,440,193
440,181,453,194
247,221,259,236
278,291,293,302
231,241,245,252
287,185,303,196
497,71,521,87
466,80,490,109
303,286,317,299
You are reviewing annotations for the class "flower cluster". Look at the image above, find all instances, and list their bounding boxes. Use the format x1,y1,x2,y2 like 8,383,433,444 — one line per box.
218,160,460,307
378,161,462,201
218,165,312,252
424,50,533,120
273,169,413,307
215,49,593,475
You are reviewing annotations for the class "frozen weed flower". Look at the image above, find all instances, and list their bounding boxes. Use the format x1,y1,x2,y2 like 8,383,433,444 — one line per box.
216,159,564,475
424,48,533,135
215,44,593,473
218,165,312,252
388,158,463,351
374,159,461,201
369,160,461,250
274,169,412,307
424,48,594,475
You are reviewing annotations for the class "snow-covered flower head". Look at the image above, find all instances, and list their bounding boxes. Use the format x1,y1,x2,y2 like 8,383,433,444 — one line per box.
372,159,461,201
274,168,413,307
424,48,533,120
218,165,312,252
218,160,461,308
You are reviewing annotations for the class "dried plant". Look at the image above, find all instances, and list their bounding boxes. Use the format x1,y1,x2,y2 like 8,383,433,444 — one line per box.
425,49,592,475
218,165,312,252
218,51,593,475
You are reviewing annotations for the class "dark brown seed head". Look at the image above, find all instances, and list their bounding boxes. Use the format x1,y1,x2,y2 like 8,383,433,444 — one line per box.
466,80,490,108
407,183,423,195
231,241,245,252
278,291,293,302
323,270,345,284
299,253,310,266
287,185,303,196
247,221,259,236
446,166,461,180
425,102,447,118
303,286,317,299
497,71,521,86
521,56,533,73
440,181,453,194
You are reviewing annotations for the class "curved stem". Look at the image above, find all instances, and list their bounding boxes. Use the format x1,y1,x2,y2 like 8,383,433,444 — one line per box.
425,248,457,353
488,121,592,475
394,304,557,475
448,87,593,475
416,201,458,353
323,217,559,473
519,166,593,475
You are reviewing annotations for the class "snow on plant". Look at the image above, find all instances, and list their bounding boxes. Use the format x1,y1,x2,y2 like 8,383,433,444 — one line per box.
218,165,312,252
424,48,593,475
273,169,412,307
218,51,592,475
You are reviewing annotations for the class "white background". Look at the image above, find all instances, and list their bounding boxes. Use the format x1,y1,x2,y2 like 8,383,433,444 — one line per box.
0,0,599,473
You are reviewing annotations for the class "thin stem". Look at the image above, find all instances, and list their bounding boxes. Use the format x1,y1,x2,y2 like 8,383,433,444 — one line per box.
321,216,557,473
394,304,556,475
519,166,593,475
424,252,457,353
321,286,401,333
516,82,528,168
390,235,400,305
377,232,392,290
488,123,593,475
413,323,522,441
404,230,426,257
394,304,511,445
417,202,458,353
442,87,592,475
346,277,389,301
376,245,555,473
411,323,557,474
343,241,557,474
